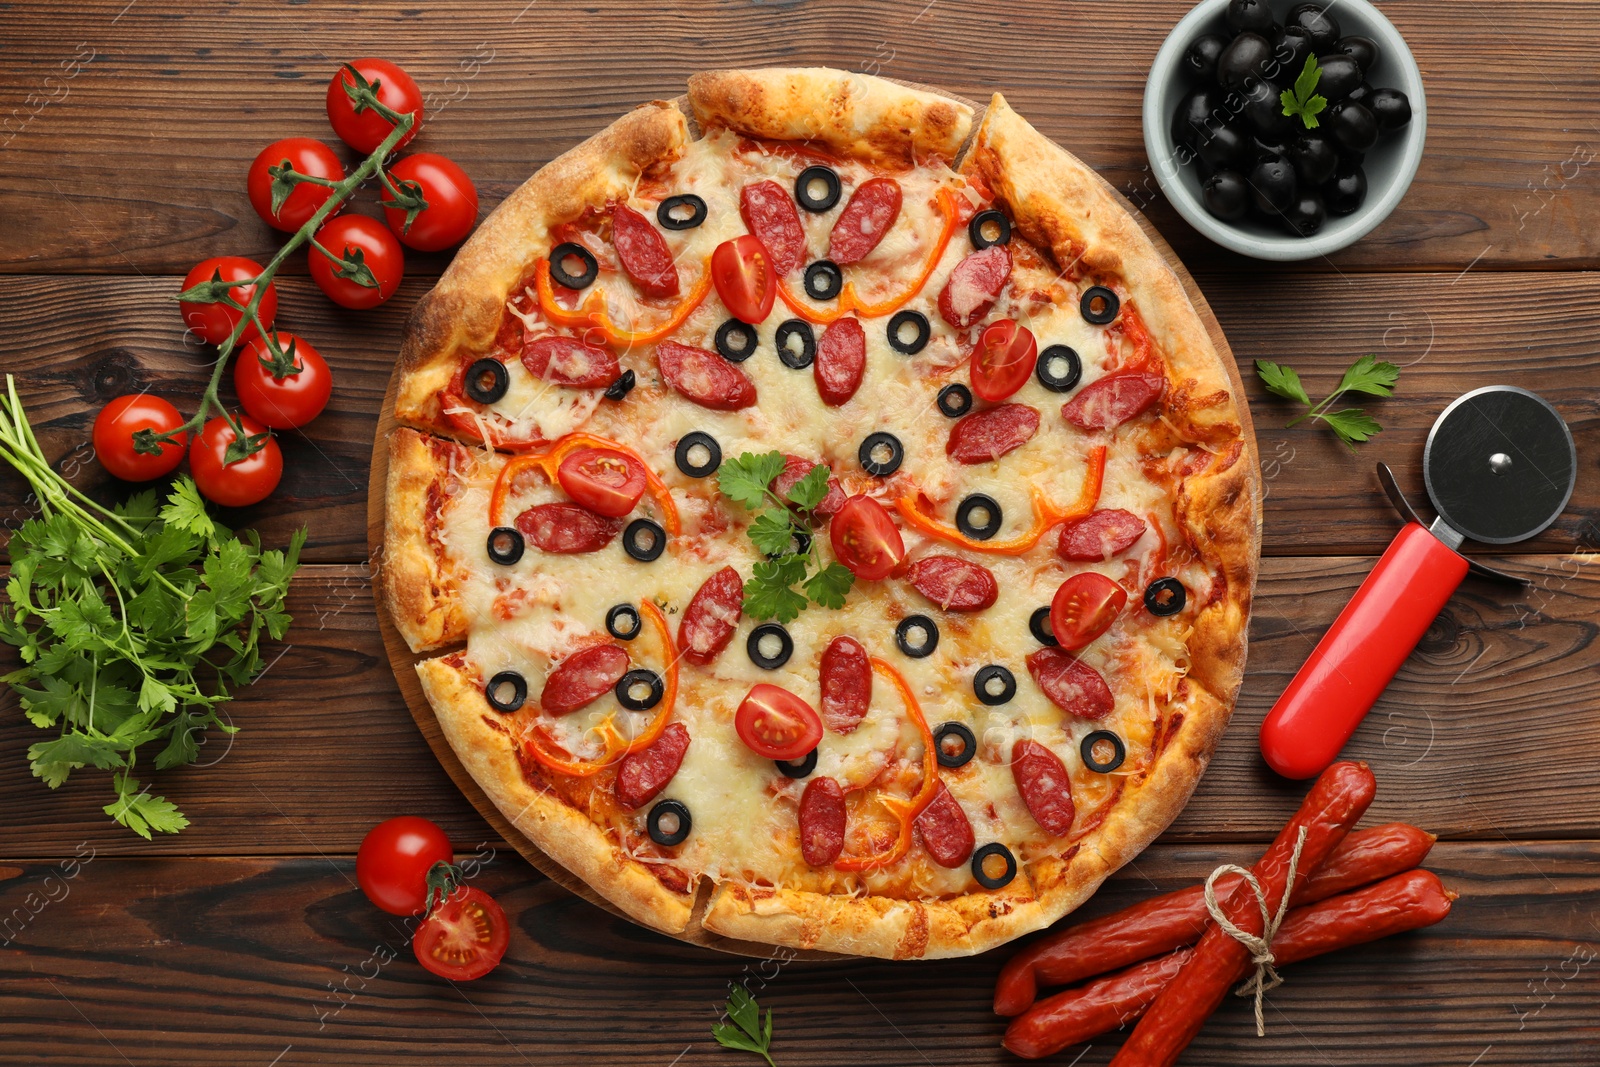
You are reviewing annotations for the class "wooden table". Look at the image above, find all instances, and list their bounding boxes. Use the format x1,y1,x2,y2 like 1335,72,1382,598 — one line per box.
3,1,1599,1062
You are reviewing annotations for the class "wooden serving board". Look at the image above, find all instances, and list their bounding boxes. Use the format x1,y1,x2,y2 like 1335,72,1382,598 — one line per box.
365,80,1259,959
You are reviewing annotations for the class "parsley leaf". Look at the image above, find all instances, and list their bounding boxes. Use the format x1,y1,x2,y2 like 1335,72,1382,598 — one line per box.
1335,353,1400,398
1320,408,1384,446
717,451,786,511
1254,359,1311,406
718,452,854,622
803,562,855,611
747,510,800,558
744,557,810,624
1280,55,1329,129
712,984,777,1067
784,463,831,511
1255,356,1400,449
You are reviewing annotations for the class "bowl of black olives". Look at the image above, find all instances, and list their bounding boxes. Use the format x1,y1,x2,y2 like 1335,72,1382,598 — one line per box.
1143,0,1424,260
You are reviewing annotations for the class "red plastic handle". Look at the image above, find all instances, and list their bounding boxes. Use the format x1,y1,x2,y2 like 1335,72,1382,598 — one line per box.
1259,522,1469,779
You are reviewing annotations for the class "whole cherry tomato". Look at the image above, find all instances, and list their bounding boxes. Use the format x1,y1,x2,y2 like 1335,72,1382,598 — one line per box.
188,415,282,507
356,815,453,916
970,319,1038,402
383,153,479,251
325,58,423,154
735,684,823,761
829,495,906,581
234,332,333,430
1050,572,1128,651
178,256,278,347
92,395,188,482
246,137,345,232
413,885,509,981
711,235,776,324
556,447,646,518
309,215,404,309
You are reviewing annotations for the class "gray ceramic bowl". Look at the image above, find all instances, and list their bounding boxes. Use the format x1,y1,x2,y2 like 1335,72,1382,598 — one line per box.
1142,0,1426,260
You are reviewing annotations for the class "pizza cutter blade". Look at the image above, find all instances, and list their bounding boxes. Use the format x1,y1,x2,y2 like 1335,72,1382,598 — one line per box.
1258,385,1576,779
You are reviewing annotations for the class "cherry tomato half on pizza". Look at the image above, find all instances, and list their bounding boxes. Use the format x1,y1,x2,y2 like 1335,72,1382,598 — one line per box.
711,235,776,324
735,684,823,761
382,153,479,251
92,395,188,482
830,495,906,581
1050,572,1128,651
970,319,1038,402
555,447,646,518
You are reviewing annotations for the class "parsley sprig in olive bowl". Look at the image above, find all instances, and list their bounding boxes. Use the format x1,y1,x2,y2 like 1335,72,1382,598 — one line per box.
1143,0,1425,260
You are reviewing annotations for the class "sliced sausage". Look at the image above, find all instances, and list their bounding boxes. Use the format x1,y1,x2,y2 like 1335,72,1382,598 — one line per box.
611,202,679,298
1061,372,1166,431
906,555,999,612
1025,647,1115,721
946,403,1040,464
799,775,847,866
515,503,623,554
541,643,630,715
1057,509,1148,562
614,723,691,809
678,566,744,666
521,335,621,388
828,177,902,264
938,244,1012,328
740,180,807,275
1012,739,1076,837
773,454,847,519
819,635,872,733
657,340,757,410
915,781,975,868
813,317,866,406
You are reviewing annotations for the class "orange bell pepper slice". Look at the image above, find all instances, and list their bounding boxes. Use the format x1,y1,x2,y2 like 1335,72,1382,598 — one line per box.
895,445,1107,556
833,658,940,872
489,431,680,536
533,258,712,347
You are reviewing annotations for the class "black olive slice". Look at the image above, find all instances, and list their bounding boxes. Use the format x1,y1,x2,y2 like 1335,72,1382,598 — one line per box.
1144,577,1187,617
968,209,1012,250
794,165,842,212
1029,605,1059,647
1080,285,1121,325
887,310,931,355
615,668,664,712
484,670,527,713
956,494,1002,541
933,721,977,768
486,526,525,566
895,614,939,659
973,665,1016,706
937,383,973,418
464,358,509,404
775,319,816,369
1035,345,1083,393
647,799,691,846
803,260,843,301
674,431,722,478
605,603,642,641
972,842,1017,890
774,749,819,779
1081,730,1126,773
623,518,666,562
549,242,598,289
603,369,636,401
747,622,794,670
859,432,903,477
715,318,759,363
656,193,708,230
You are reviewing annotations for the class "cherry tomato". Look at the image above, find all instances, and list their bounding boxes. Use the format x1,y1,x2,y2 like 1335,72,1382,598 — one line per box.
413,885,509,981
356,816,453,916
309,215,404,310
735,683,823,761
711,235,776,324
829,495,906,581
970,319,1038,402
92,395,187,482
178,256,278,347
325,58,423,154
556,447,646,518
234,332,333,430
189,415,283,508
383,153,479,251
1050,572,1128,651
246,137,345,232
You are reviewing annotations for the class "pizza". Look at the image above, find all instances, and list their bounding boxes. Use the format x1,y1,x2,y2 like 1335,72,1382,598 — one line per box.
378,67,1259,960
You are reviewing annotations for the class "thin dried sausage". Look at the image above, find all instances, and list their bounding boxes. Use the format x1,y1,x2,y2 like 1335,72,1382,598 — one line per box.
946,403,1040,464
1012,739,1076,837
773,454,846,519
521,335,620,388
828,177,902,264
515,503,623,554
678,566,744,666
819,635,872,733
1056,509,1147,562
740,180,807,275
814,317,866,406
938,244,1012,328
540,643,629,715
1025,648,1114,721
615,723,691,809
906,555,999,612
915,781,975,868
611,202,679,298
799,776,847,866
657,340,758,410
1061,372,1166,431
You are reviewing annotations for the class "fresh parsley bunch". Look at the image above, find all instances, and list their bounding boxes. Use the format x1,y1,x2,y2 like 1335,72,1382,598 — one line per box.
717,451,853,623
0,377,303,837
712,983,777,1067
1255,354,1400,448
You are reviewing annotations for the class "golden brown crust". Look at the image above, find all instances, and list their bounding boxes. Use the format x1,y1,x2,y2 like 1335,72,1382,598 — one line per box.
380,428,476,653
687,67,973,167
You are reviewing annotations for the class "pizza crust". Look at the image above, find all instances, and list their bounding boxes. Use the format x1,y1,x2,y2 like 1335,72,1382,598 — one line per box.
380,428,477,653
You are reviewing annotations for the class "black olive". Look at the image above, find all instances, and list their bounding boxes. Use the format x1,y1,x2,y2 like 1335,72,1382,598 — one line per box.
794,165,842,212
968,209,1012,250
1197,122,1253,171
1029,605,1059,647
972,842,1017,890
1336,35,1379,73
895,614,939,658
933,721,977,768
1217,32,1275,92
615,668,665,711
1080,285,1120,325
1241,77,1298,140
1249,157,1298,214
774,749,818,779
1285,3,1340,51
656,193,707,230
484,670,526,713
463,359,509,404
937,383,974,417
486,526,525,566
1144,577,1188,616
605,603,643,641
859,432,903,477
1325,163,1368,216
1202,170,1252,221
803,260,843,301
674,431,721,478
747,622,794,670
1184,32,1229,82
1326,100,1378,153
548,242,598,289
714,318,759,362
1035,345,1082,393
623,518,666,562
775,319,816,368
887,310,931,355
1171,86,1225,149
1367,88,1412,132
973,665,1016,706
1289,131,1340,186
1225,0,1276,36
1269,26,1315,87
1316,53,1363,101
1282,190,1327,237
956,494,1002,541
1251,131,1293,165
1081,730,1127,773
647,799,691,846
603,370,636,401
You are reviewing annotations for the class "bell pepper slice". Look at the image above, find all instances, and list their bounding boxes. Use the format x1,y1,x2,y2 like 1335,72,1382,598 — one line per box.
488,431,680,535
895,445,1107,556
533,258,712,347
832,658,940,873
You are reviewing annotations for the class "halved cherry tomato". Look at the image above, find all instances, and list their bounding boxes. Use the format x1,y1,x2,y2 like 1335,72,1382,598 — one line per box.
189,415,282,508
309,215,404,310
383,152,479,251
179,256,278,346
234,332,332,430
711,234,776,324
356,815,453,916
1050,572,1128,651
92,394,188,482
555,447,646,518
970,319,1038,402
735,683,823,761
829,495,906,581
326,58,423,154
247,137,345,232
413,885,509,981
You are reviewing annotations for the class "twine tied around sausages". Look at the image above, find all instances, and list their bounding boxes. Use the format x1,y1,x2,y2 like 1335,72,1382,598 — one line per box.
1201,825,1309,1037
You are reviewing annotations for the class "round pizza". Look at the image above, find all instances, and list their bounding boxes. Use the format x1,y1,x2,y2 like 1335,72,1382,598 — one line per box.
378,67,1259,960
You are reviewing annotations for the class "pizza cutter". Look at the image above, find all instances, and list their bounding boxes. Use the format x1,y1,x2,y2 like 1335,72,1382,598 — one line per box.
1259,385,1577,779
